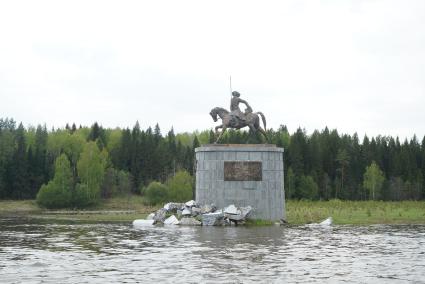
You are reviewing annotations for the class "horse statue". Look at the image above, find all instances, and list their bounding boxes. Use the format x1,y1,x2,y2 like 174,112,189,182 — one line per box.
209,107,268,143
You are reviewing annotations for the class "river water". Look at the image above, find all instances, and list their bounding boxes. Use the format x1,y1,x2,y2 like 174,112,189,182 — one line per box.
0,218,424,283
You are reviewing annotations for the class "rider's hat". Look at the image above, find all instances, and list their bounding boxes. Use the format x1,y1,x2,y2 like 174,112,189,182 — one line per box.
232,91,240,97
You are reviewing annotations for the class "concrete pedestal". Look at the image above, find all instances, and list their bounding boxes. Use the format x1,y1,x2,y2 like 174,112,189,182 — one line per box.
195,144,285,221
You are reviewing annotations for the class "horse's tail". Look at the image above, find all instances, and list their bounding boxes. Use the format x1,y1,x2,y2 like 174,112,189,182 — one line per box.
257,112,267,131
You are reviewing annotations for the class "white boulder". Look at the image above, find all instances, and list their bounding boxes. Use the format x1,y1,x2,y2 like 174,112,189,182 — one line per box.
182,207,192,216
133,219,155,227
224,204,240,215
202,211,224,226
164,202,184,212
319,217,333,226
185,200,197,207
164,215,180,225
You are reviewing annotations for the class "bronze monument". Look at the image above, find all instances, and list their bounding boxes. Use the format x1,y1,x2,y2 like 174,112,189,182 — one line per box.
209,91,268,143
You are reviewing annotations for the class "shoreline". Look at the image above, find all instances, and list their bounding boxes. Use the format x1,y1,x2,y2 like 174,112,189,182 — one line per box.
1,199,424,225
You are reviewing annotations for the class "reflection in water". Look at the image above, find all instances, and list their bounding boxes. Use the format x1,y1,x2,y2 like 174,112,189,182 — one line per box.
0,218,424,283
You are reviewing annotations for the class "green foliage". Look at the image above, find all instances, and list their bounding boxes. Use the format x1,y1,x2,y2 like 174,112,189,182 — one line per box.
193,135,200,149
176,132,194,147
335,149,350,199
101,168,132,198
196,130,210,145
37,142,110,208
145,181,169,205
143,171,193,205
9,123,30,199
63,133,85,168
36,182,72,209
363,161,385,200
105,128,122,153
286,167,295,199
245,219,274,226
287,200,425,225
36,154,73,208
76,142,108,205
88,122,107,149
2,117,425,203
73,183,92,208
167,170,193,202
297,175,319,200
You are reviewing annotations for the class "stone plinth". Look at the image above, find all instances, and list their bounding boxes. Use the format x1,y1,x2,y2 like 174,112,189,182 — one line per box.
195,144,285,221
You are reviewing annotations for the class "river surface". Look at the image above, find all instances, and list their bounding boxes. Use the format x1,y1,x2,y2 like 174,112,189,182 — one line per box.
0,218,424,283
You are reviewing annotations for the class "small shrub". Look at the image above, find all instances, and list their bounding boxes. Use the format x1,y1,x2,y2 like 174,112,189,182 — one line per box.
36,154,73,209
145,181,169,205
139,185,147,196
167,170,193,202
297,175,319,200
73,183,96,208
36,182,72,209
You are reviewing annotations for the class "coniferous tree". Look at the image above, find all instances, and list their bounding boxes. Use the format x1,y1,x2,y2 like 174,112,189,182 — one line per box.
1,117,425,202
208,130,215,144
8,123,29,199
71,123,77,134
130,122,143,190
0,120,15,198
335,149,350,199
288,128,306,175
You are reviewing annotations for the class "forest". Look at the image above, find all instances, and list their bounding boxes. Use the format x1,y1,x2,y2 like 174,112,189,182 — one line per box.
0,117,424,207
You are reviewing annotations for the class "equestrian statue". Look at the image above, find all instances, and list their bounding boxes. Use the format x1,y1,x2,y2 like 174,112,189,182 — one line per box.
209,91,268,143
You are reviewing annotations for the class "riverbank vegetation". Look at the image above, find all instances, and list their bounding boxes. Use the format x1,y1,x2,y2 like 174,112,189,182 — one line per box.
1,199,424,224
287,200,425,224
0,117,424,209
0,196,158,222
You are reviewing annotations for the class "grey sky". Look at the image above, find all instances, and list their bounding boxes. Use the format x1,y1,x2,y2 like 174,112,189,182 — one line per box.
1,0,424,140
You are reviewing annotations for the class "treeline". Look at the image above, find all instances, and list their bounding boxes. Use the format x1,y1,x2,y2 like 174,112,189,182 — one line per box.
0,118,198,205
0,117,424,203
215,126,425,201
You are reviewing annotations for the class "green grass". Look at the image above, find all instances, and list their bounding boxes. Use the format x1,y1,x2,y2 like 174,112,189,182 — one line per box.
91,195,160,213
0,195,160,222
245,219,275,226
286,199,425,225
1,198,425,224
0,199,41,214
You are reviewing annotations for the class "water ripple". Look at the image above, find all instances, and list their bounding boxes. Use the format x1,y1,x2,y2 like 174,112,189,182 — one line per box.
0,218,424,283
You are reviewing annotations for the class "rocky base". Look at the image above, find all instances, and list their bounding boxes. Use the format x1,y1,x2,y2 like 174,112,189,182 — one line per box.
133,200,253,227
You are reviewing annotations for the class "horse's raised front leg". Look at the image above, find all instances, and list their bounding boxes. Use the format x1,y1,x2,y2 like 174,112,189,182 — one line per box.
215,125,223,133
215,125,226,144
213,125,222,144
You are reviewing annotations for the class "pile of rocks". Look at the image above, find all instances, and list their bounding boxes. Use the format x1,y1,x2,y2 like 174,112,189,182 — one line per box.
133,200,253,227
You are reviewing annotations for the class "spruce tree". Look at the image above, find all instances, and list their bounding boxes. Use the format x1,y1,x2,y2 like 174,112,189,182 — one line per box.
9,123,29,199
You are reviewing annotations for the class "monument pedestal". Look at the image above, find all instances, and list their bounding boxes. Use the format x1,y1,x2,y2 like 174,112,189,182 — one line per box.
195,144,285,221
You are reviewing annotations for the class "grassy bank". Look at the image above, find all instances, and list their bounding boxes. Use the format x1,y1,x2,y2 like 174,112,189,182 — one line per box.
0,200,42,215
287,200,425,225
1,198,425,224
0,196,159,222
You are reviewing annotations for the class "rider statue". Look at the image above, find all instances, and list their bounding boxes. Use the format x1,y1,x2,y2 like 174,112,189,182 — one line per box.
230,91,252,123
209,90,268,142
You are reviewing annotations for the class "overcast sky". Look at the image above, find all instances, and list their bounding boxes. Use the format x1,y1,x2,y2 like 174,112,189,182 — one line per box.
1,0,424,140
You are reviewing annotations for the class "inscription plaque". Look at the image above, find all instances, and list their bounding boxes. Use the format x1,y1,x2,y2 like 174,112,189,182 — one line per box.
224,161,262,181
